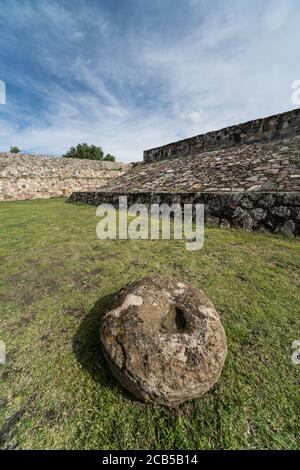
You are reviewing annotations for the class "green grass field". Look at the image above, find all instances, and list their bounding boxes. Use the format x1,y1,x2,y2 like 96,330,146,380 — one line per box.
0,198,299,450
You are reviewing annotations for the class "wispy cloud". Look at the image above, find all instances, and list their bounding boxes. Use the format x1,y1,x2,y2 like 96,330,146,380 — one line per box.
0,0,299,161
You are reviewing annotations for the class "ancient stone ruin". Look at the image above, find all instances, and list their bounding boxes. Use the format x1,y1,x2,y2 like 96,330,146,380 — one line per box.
100,276,227,406
68,108,300,235
143,107,300,164
0,152,129,200
1,108,299,234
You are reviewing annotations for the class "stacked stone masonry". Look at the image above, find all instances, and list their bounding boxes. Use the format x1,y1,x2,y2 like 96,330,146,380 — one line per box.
68,190,300,235
0,153,129,201
69,109,300,235
144,108,300,163
103,135,300,193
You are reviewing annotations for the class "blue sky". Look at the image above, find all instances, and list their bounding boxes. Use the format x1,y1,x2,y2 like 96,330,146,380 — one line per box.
0,0,299,161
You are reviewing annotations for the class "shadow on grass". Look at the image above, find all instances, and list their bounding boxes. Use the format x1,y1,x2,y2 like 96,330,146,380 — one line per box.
73,293,116,390
72,292,142,403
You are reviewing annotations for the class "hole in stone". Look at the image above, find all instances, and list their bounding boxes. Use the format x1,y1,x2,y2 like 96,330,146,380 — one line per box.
161,305,187,333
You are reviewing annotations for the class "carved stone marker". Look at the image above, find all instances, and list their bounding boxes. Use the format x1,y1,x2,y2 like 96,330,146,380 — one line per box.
100,276,227,406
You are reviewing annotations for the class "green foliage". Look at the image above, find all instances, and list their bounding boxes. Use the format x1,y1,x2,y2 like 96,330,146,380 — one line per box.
10,146,20,153
103,153,116,162
62,144,118,162
63,143,104,161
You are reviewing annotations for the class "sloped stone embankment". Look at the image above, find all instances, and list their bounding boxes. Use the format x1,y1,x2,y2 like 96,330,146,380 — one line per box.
102,135,300,194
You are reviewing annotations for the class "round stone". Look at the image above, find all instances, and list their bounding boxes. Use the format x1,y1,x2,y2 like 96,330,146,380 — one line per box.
100,276,227,406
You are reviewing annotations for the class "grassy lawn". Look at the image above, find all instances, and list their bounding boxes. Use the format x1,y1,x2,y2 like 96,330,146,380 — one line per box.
0,197,299,450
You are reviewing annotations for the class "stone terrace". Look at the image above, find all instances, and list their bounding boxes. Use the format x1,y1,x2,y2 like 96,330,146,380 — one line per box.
68,109,300,235
100,135,300,193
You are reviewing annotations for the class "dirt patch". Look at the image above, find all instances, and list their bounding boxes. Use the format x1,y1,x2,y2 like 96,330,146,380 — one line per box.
0,394,36,449
0,408,27,448
17,311,36,328
20,277,60,306
7,310,36,333
39,333,51,352
1,365,26,381
6,269,60,307
89,267,104,276
171,262,193,278
129,260,150,269
43,409,57,422
33,277,60,298
25,257,41,268
64,305,86,319
90,248,117,259
71,273,93,292
8,273,24,285
0,399,8,408
42,403,66,424
20,291,36,307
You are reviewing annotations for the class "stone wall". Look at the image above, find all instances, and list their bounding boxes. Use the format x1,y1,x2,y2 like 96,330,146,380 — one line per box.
67,109,300,236
0,153,129,201
103,135,300,193
67,190,300,235
144,108,300,163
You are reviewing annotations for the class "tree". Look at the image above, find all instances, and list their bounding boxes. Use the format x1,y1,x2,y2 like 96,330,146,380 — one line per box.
103,153,116,162
10,146,20,153
62,143,104,161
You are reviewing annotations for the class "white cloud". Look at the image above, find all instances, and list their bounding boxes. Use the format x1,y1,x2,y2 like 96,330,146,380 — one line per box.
263,1,293,31
0,0,300,161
